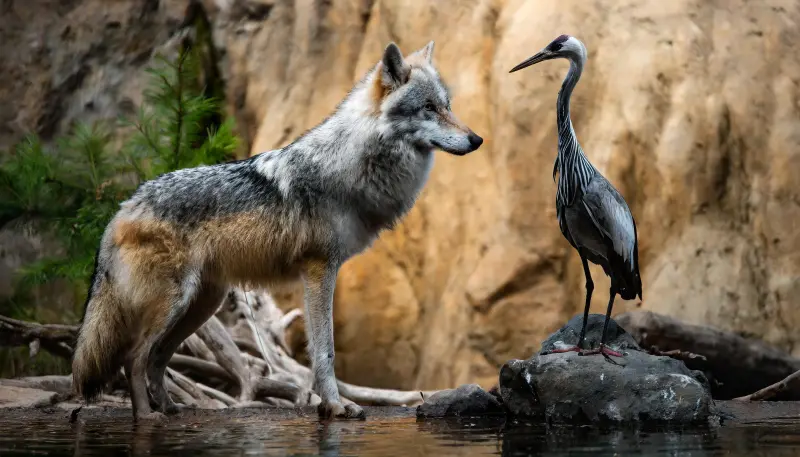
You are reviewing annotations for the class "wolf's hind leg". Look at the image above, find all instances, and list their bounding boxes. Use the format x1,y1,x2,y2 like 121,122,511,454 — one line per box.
148,281,225,415
126,342,165,422
302,260,365,420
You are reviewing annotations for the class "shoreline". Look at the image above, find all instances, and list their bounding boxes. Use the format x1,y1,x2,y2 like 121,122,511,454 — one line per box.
1,401,797,426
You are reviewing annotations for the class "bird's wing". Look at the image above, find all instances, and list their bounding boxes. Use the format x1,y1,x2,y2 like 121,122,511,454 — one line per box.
552,157,559,182
580,176,637,265
631,214,642,300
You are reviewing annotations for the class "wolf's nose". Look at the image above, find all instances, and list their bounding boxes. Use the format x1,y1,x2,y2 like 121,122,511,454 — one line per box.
468,132,483,149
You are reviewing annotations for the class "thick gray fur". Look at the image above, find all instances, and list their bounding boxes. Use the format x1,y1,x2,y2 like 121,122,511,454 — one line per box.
76,40,482,421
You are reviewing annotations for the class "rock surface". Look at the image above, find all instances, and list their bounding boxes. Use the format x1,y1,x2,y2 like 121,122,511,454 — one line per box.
538,314,641,356
3,0,800,389
0,385,58,409
499,315,713,424
416,384,504,418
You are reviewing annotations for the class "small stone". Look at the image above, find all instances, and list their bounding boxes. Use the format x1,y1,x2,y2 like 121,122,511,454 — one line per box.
416,384,505,418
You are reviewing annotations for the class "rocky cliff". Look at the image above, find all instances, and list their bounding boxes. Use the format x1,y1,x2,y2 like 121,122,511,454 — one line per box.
3,0,799,390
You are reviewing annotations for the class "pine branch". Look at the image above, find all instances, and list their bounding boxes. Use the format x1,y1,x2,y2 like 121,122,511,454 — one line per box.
172,50,187,171
5,30,235,357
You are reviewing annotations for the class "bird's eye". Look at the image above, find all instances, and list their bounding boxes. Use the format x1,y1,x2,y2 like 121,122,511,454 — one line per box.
424,102,436,112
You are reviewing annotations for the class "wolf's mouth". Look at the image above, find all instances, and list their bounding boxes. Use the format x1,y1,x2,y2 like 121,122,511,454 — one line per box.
431,140,471,156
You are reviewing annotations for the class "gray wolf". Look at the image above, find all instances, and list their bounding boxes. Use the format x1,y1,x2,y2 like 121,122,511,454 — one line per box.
72,40,483,421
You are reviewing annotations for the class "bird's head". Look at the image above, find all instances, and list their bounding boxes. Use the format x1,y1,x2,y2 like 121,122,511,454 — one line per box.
509,34,587,73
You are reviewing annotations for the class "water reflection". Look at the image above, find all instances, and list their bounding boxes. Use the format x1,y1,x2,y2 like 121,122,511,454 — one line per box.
0,409,798,456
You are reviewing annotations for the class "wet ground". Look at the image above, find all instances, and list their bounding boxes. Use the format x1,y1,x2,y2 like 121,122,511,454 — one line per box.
0,403,798,456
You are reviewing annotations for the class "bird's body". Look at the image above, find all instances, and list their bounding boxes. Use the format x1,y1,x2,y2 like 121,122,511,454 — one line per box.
511,34,641,357
560,175,641,301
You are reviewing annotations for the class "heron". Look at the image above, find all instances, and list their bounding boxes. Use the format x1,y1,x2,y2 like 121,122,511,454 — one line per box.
509,34,642,358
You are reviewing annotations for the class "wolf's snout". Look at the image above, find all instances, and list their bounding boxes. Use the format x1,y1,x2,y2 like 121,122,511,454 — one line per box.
468,132,484,150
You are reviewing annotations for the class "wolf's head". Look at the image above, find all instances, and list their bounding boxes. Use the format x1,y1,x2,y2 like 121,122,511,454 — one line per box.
370,42,483,156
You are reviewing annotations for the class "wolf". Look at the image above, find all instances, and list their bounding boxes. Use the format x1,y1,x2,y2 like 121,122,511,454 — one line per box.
72,40,483,421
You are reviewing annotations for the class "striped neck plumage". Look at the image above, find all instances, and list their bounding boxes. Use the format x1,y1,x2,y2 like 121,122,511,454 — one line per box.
555,55,594,206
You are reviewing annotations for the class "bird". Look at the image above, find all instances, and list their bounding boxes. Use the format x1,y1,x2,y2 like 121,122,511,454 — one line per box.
509,34,642,358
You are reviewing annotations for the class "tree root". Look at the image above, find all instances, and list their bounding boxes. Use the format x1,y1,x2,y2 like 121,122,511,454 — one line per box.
0,288,430,409
616,310,800,399
734,369,800,401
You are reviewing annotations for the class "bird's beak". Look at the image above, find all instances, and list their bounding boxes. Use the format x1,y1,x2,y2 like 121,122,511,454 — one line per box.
509,50,553,73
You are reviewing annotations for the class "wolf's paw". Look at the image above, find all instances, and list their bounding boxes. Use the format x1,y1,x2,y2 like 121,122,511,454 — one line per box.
344,403,365,419
136,411,168,422
163,402,188,415
318,400,366,420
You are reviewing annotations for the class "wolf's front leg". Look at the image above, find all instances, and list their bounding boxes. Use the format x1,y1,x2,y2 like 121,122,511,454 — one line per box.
302,260,365,420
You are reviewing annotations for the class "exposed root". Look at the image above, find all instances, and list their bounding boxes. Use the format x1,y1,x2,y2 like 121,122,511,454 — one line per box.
0,288,431,410
616,310,800,399
735,369,800,401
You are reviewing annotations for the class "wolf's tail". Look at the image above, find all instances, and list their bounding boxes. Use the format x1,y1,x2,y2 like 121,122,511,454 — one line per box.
72,269,128,402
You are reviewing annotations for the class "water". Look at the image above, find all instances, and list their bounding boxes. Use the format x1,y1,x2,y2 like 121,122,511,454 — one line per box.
0,407,798,456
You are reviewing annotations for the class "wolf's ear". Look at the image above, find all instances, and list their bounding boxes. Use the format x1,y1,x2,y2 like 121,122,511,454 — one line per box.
381,42,410,88
418,41,434,63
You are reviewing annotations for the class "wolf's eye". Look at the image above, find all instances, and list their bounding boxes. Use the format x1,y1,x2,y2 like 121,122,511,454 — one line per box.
424,103,436,112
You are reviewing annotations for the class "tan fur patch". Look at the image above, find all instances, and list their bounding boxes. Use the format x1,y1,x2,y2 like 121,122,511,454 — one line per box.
404,53,429,68
110,218,187,323
370,63,388,107
112,218,186,278
303,259,328,291
189,210,319,288
440,110,471,134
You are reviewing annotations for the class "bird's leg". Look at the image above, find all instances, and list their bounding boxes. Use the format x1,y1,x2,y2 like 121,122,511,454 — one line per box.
541,255,593,356
577,256,593,349
579,285,623,358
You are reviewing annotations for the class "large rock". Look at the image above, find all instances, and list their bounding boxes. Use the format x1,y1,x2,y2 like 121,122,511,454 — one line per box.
3,0,800,389
499,314,713,424
0,0,188,149
416,384,505,418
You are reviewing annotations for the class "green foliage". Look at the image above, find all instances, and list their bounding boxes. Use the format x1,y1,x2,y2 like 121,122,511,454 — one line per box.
124,50,235,180
0,44,238,330
0,136,58,224
0,347,71,378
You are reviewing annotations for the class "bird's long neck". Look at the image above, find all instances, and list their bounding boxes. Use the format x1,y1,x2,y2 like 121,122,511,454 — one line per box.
555,56,595,207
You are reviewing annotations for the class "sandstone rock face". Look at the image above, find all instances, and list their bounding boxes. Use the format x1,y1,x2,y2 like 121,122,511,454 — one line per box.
0,0,187,149
3,0,800,390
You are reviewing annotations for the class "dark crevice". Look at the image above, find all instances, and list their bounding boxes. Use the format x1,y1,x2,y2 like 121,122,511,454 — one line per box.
140,0,160,19
476,257,560,313
360,0,376,32
245,3,273,21
36,64,90,139
180,0,227,138
713,105,734,206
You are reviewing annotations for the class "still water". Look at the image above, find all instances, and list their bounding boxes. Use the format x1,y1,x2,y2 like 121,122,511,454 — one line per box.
0,407,798,456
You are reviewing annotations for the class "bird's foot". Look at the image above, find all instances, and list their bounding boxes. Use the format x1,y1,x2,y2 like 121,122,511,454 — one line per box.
540,345,582,356
579,344,624,363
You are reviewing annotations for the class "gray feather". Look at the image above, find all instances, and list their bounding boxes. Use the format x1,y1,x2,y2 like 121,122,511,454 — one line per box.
580,175,636,266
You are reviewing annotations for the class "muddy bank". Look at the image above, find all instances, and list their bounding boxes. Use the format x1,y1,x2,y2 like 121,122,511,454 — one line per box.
2,402,799,426
0,404,416,424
